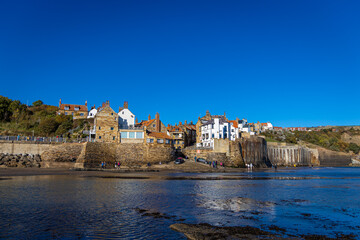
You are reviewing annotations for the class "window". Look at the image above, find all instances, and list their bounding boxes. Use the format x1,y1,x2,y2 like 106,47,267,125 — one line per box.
113,136,115,140
131,115,133,118
121,132,128,138
99,126,101,130
122,112,124,114
64,106,69,110
224,133,227,138
111,127,114,130
80,113,84,116
72,112,74,115
74,107,79,111
136,132,143,139
129,132,135,138
165,139,170,144
111,113,113,115
212,134,214,138
153,124,156,127
157,139,164,143
65,112,68,115
99,136,101,139
146,138,154,143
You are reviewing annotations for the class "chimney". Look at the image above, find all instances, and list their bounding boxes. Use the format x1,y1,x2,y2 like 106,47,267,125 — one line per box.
148,114,151,120
185,120,187,125
124,101,128,109
190,121,193,124
168,124,170,127
85,100,87,107
179,121,182,126
155,113,160,132
236,117,239,122
59,98,62,107
135,118,138,124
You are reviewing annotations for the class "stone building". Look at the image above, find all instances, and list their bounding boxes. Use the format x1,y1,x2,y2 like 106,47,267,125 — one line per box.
136,113,167,133
167,125,185,149
168,120,196,149
145,131,173,145
57,99,88,119
94,101,119,143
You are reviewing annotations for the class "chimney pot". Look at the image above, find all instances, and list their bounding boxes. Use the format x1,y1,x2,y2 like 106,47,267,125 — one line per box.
124,101,128,109
185,120,187,125
148,114,151,120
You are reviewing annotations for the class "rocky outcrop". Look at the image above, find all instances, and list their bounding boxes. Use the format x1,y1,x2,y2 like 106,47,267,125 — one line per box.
0,153,41,168
318,148,352,167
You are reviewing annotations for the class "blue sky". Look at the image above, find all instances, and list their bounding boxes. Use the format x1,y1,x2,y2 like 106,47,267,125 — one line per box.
1,0,359,127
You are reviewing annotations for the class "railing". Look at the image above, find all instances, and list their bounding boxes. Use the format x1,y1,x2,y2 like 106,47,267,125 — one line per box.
0,135,94,143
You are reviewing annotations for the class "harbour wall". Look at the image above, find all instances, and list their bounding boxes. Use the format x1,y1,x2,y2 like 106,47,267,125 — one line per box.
41,142,174,168
183,137,270,167
267,142,352,167
0,141,54,155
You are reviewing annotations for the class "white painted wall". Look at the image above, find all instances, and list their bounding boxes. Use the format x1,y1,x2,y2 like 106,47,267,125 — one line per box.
87,108,98,118
118,108,135,129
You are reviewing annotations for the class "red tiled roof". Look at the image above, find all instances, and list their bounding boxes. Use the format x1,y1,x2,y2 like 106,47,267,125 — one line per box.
147,131,172,139
138,119,155,127
261,123,268,126
229,120,238,128
59,104,88,112
168,126,183,132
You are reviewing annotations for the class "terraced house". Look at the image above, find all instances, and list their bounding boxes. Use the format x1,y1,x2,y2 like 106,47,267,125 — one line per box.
57,99,88,119
167,121,196,149
94,101,119,143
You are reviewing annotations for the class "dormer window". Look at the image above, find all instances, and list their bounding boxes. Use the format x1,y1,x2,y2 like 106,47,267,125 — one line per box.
74,107,79,111
64,106,69,110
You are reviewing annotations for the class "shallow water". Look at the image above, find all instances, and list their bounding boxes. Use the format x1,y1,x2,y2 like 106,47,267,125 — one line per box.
1,167,360,239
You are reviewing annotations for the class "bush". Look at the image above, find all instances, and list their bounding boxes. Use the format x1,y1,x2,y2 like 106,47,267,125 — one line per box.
32,100,43,107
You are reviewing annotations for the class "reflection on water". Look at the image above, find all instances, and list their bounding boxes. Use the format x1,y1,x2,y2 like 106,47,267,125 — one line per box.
0,168,360,239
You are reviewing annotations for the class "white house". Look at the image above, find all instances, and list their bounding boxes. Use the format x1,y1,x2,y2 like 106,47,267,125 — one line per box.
118,101,135,129
261,122,274,132
87,107,98,118
199,117,236,148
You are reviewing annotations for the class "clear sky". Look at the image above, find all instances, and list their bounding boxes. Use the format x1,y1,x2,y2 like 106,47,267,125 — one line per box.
1,0,359,127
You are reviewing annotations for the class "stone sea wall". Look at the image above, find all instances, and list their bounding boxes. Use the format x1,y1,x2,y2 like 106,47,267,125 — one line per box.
0,141,53,155
267,142,352,167
267,143,319,167
183,137,270,167
41,142,174,168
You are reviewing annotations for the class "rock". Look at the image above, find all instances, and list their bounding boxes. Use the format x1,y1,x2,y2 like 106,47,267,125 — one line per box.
34,154,41,162
170,223,274,240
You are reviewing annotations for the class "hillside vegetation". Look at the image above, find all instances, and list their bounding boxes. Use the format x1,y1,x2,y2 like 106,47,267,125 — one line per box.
262,128,360,154
0,95,89,138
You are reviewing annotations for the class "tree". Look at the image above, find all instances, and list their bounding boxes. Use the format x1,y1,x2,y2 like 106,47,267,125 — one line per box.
32,100,43,107
38,118,59,136
0,96,12,121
